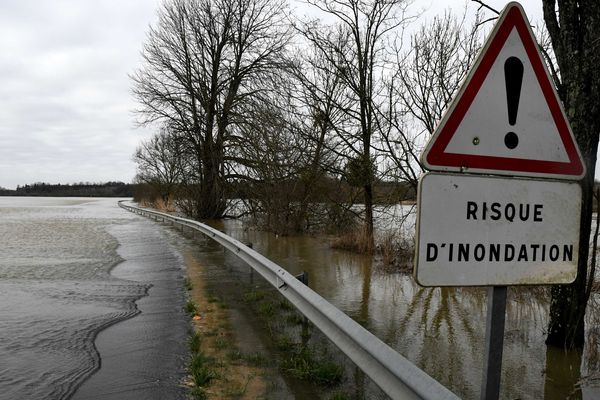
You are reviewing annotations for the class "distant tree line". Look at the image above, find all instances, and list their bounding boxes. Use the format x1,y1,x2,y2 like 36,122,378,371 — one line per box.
0,182,134,197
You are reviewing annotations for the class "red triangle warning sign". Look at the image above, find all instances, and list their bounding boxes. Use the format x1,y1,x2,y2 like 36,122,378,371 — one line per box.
422,2,585,180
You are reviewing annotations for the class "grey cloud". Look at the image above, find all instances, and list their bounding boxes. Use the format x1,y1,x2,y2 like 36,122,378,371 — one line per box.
0,0,160,189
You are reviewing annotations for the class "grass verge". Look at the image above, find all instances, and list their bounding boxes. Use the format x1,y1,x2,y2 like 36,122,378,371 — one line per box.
243,288,346,389
184,253,267,399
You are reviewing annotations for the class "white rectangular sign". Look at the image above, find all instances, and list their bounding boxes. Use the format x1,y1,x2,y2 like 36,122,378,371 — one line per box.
415,172,581,286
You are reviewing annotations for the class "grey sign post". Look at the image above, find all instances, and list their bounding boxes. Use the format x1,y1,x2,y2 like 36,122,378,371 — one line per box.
480,286,507,400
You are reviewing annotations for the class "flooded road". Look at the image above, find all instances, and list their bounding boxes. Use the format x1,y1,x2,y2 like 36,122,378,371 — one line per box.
0,198,188,399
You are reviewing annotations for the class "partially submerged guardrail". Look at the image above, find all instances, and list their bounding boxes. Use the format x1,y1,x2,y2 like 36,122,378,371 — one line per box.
119,201,460,400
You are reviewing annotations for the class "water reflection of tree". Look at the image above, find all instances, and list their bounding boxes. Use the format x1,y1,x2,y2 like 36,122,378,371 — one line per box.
388,286,485,399
386,284,556,399
574,293,600,400
359,257,372,327
544,347,583,400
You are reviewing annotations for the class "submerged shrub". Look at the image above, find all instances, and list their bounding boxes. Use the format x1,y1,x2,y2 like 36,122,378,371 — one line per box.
282,348,343,387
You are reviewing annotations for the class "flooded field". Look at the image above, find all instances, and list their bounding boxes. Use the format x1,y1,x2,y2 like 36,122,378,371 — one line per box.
200,213,600,400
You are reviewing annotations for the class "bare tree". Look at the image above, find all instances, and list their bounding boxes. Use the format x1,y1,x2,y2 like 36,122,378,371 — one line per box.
298,0,411,249
286,34,355,228
377,10,484,191
396,10,482,136
132,0,291,219
226,63,346,233
234,93,308,232
133,127,184,204
541,0,600,349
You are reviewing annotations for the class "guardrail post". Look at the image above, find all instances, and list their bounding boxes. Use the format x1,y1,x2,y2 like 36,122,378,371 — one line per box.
246,243,254,283
295,271,309,286
296,271,311,344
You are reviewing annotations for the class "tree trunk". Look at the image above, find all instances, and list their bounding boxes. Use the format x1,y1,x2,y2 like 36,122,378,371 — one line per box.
364,182,375,252
196,145,226,219
546,141,597,348
543,0,600,349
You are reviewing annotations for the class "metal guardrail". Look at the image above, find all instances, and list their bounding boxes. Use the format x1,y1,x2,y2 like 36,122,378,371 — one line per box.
119,201,460,400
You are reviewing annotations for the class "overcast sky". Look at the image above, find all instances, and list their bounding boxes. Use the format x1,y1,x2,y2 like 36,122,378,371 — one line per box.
0,0,549,190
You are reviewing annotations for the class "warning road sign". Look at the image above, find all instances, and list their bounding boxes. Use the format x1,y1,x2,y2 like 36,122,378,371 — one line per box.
415,172,581,286
422,2,585,180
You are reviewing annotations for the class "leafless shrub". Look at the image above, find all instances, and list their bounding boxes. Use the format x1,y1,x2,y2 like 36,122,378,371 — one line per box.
331,228,374,254
378,231,414,271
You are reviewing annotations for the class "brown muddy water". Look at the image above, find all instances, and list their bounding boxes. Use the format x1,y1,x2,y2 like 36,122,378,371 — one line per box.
193,216,600,400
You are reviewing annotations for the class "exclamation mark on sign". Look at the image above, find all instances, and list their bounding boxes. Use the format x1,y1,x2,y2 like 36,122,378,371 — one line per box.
504,56,523,149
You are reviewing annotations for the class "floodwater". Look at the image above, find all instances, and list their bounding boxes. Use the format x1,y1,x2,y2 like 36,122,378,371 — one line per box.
3,197,599,399
205,213,600,400
0,197,188,399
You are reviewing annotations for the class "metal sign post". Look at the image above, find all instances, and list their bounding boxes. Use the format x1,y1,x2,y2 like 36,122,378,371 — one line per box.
480,286,507,400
